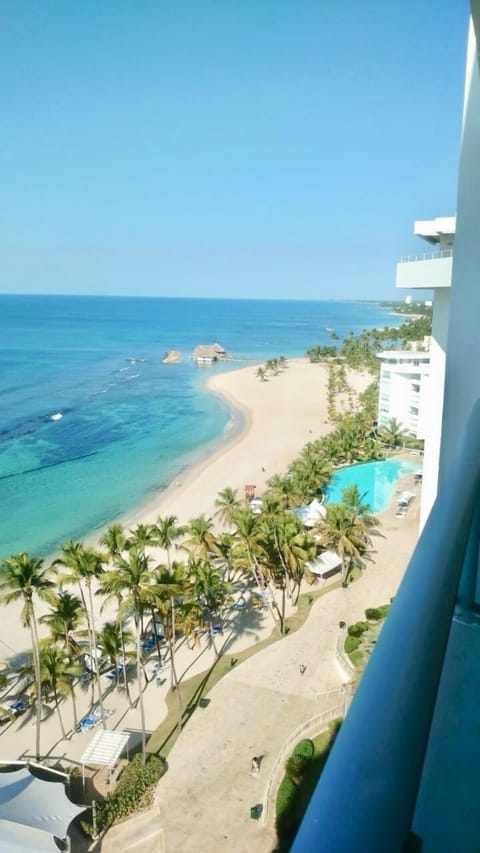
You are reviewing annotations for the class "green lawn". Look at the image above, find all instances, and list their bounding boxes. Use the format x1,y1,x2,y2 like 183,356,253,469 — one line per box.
147,581,341,757
275,721,342,851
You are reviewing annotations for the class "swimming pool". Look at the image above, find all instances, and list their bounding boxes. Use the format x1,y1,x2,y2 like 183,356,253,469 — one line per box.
326,458,421,513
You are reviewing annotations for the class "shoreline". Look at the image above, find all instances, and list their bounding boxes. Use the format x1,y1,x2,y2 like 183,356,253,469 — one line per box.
113,358,372,532
115,375,252,533
0,358,371,657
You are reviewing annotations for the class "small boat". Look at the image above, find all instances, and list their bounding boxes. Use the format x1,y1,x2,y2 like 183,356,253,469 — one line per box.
50,412,63,421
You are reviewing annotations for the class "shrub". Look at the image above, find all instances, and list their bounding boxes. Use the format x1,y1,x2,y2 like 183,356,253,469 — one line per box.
293,739,315,761
347,621,370,638
344,635,360,653
365,607,382,621
365,604,391,621
82,754,166,837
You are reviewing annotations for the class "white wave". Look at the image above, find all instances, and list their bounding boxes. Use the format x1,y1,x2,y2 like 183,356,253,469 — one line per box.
120,373,140,382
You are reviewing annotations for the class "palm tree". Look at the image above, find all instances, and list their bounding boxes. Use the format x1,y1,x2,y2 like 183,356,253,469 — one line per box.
213,532,246,582
317,504,369,585
0,553,54,759
266,474,302,510
232,508,280,625
187,560,232,655
40,590,85,726
128,523,156,551
214,487,241,528
40,590,84,654
379,417,408,448
182,515,217,560
256,367,267,382
341,484,380,530
55,543,106,724
100,549,153,762
97,621,134,691
22,646,82,740
151,563,187,732
100,523,127,558
154,515,185,569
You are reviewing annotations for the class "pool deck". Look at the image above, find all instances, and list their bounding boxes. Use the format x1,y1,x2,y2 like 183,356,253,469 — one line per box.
326,453,422,511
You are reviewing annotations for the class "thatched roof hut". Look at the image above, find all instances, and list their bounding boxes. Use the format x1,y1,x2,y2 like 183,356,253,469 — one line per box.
191,343,228,363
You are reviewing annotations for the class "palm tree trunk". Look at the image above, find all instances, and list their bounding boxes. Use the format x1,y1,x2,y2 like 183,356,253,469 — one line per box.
119,620,132,706
87,581,106,728
78,581,96,704
151,606,163,666
169,598,183,732
135,615,147,764
54,686,66,740
30,613,42,761
65,634,78,728
246,544,279,625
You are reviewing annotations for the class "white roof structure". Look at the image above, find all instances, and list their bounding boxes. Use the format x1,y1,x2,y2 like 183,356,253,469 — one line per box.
0,765,85,851
81,729,130,769
306,551,343,577
294,498,327,528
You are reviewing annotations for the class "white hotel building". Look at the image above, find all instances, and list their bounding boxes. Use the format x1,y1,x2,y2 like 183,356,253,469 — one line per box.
394,217,455,528
377,348,430,439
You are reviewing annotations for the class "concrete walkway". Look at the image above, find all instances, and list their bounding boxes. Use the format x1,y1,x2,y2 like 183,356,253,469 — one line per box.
149,487,420,852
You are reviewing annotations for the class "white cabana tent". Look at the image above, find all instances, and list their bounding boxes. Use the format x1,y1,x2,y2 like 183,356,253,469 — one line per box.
0,765,85,851
81,729,130,786
306,551,343,578
294,498,327,528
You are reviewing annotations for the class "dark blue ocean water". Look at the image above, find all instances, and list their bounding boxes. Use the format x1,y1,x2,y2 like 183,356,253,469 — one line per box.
0,296,401,558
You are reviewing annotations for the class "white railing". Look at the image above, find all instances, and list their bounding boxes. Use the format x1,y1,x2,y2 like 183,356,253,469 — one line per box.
399,249,453,263
335,624,356,681
261,692,347,825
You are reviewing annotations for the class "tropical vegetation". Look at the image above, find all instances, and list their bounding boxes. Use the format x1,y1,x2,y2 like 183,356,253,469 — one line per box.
275,722,342,850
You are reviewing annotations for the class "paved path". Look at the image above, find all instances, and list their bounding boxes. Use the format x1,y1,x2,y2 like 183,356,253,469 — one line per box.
96,468,420,852
151,488,420,852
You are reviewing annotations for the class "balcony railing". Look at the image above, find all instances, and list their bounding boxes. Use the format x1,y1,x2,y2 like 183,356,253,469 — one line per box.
292,399,480,853
399,248,453,263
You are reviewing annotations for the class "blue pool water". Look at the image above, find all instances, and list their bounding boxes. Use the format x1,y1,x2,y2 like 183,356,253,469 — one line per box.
326,459,421,513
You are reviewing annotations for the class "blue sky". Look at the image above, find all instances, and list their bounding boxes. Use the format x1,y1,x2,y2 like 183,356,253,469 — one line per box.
1,1,469,299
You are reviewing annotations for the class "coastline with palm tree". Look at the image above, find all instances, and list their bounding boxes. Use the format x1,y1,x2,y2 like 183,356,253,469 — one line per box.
0,357,420,792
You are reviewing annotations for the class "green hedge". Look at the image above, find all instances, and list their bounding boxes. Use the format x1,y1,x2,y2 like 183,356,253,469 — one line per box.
293,739,314,761
344,635,360,653
276,721,342,849
347,621,370,638
82,754,166,837
365,604,391,621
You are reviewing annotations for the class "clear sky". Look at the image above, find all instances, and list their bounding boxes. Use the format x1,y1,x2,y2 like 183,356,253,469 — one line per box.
1,0,470,299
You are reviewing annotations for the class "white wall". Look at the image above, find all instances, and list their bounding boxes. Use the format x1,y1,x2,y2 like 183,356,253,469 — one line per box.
378,359,429,439
420,289,450,528
396,256,452,289
439,13,480,482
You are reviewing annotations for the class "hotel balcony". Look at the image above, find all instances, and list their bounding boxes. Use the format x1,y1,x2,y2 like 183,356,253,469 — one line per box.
292,400,480,853
396,249,453,290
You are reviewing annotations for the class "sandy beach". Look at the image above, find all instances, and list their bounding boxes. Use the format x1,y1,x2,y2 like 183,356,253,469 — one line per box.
0,358,370,659
0,354,424,853
124,358,372,530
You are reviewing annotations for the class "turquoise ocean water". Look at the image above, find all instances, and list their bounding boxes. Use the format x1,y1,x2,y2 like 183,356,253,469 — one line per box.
0,296,403,558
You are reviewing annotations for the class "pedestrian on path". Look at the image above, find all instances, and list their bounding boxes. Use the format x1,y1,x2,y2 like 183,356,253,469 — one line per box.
299,664,306,675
